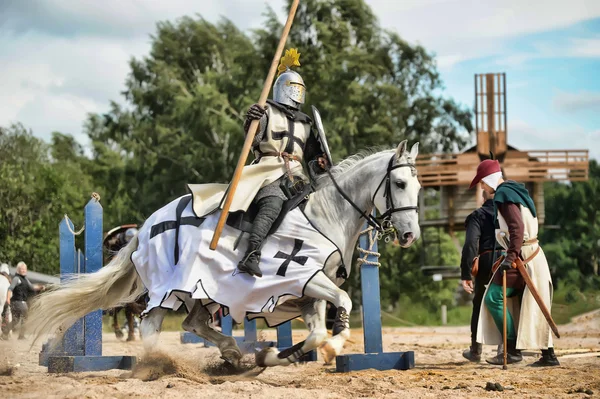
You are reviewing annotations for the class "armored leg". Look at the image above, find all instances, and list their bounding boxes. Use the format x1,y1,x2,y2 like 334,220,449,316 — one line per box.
237,196,284,278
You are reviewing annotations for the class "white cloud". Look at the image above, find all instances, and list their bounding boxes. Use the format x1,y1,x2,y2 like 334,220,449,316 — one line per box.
0,33,148,140
570,38,600,57
436,54,465,71
371,0,600,63
553,91,600,112
509,119,600,160
0,0,277,39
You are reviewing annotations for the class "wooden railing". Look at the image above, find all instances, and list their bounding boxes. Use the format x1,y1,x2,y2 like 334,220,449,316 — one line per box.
416,149,589,186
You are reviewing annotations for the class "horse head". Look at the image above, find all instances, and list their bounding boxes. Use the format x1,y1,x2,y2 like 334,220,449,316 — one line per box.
372,140,421,248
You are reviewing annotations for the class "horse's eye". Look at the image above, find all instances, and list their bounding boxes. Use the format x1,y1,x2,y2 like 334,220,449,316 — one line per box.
395,181,406,190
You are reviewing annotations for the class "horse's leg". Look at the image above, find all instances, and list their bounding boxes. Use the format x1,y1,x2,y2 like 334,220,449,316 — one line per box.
140,307,167,353
256,272,351,367
319,305,352,364
256,298,328,367
126,305,136,341
113,307,124,339
181,300,242,367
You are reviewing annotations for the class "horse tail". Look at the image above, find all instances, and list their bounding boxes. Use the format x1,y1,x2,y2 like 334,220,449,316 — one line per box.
27,236,145,345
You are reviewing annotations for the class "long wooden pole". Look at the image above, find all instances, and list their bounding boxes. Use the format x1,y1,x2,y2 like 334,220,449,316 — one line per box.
209,0,301,250
502,270,508,370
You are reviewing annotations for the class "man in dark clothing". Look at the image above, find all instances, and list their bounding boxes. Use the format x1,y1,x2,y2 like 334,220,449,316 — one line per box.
470,159,559,367
9,262,43,339
460,190,503,362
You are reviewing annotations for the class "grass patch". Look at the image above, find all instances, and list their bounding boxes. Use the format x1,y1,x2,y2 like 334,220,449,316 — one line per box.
551,287,600,325
377,301,472,327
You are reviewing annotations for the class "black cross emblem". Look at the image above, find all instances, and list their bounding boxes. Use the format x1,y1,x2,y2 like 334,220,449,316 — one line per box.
274,239,308,277
272,119,304,153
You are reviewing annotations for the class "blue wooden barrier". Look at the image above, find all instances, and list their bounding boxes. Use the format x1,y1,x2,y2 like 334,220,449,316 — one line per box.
39,196,137,373
335,217,415,372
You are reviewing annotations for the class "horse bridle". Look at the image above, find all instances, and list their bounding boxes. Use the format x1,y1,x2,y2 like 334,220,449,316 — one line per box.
325,155,419,233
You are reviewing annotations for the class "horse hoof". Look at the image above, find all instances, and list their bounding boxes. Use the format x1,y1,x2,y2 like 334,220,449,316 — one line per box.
115,330,124,339
255,347,278,367
221,348,242,369
320,341,336,365
127,335,136,342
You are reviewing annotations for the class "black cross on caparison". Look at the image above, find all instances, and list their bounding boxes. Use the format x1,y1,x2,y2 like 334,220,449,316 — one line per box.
272,120,304,154
274,239,308,277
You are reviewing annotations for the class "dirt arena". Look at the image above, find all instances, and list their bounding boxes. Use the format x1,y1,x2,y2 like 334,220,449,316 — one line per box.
1,310,599,398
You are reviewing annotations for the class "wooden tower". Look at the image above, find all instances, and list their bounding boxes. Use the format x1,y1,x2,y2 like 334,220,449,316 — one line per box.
416,72,589,235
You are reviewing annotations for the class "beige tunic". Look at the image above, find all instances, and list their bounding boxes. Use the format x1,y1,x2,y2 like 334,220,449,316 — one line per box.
189,104,311,217
476,205,554,350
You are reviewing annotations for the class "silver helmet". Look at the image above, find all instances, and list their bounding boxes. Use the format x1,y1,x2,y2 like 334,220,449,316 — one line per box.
125,228,138,243
273,69,306,109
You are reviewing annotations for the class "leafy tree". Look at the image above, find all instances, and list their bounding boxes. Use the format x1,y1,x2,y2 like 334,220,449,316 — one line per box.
542,160,600,290
0,125,94,274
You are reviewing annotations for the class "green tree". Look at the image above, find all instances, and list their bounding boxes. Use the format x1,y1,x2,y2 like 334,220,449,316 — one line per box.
0,125,94,274
542,160,600,290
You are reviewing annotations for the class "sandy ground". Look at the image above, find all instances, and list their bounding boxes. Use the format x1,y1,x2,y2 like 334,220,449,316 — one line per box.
1,310,599,399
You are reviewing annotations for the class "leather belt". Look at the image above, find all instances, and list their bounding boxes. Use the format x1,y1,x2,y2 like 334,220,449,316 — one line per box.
259,151,301,181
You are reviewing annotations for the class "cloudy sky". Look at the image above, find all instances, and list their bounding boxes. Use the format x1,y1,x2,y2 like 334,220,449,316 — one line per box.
1,0,599,158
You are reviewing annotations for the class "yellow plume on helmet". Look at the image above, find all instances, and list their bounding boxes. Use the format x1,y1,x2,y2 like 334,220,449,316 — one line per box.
277,48,301,76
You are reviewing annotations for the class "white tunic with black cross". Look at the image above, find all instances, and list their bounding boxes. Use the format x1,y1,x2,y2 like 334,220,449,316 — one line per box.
131,193,342,326
188,100,318,216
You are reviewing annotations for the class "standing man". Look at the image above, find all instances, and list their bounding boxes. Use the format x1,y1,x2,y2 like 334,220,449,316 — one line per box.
460,190,503,362
8,262,43,339
470,159,559,367
0,263,11,340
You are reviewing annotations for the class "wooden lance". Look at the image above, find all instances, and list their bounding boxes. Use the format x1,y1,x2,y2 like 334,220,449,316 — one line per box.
209,0,301,250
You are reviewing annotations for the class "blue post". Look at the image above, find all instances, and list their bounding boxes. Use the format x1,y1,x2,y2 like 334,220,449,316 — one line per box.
276,322,293,348
60,217,83,356
244,318,257,342
359,221,383,354
45,195,136,373
221,314,233,336
83,199,103,356
335,211,414,372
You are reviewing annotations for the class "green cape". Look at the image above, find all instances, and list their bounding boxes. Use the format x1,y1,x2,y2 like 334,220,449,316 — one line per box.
493,181,537,218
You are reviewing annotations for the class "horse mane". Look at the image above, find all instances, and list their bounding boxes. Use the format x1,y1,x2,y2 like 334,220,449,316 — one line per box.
316,145,410,189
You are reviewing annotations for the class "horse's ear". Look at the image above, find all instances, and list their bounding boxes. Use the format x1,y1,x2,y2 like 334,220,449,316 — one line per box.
396,140,408,158
409,142,419,161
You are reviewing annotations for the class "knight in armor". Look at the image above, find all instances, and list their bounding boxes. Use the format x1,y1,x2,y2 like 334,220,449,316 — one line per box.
237,49,331,278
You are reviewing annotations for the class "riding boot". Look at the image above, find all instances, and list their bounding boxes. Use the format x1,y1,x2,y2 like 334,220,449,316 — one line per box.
238,196,284,278
530,347,560,367
462,342,482,362
486,339,523,365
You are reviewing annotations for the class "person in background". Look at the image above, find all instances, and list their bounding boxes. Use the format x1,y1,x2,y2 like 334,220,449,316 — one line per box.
8,261,44,340
460,190,503,362
0,263,11,340
471,159,559,367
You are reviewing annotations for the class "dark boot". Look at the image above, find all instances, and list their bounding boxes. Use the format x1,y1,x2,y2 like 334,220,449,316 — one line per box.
530,348,560,367
238,244,262,277
486,339,523,365
462,343,482,362
237,196,284,278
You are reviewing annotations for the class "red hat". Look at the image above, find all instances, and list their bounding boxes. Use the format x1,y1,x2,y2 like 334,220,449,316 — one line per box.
469,159,501,189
